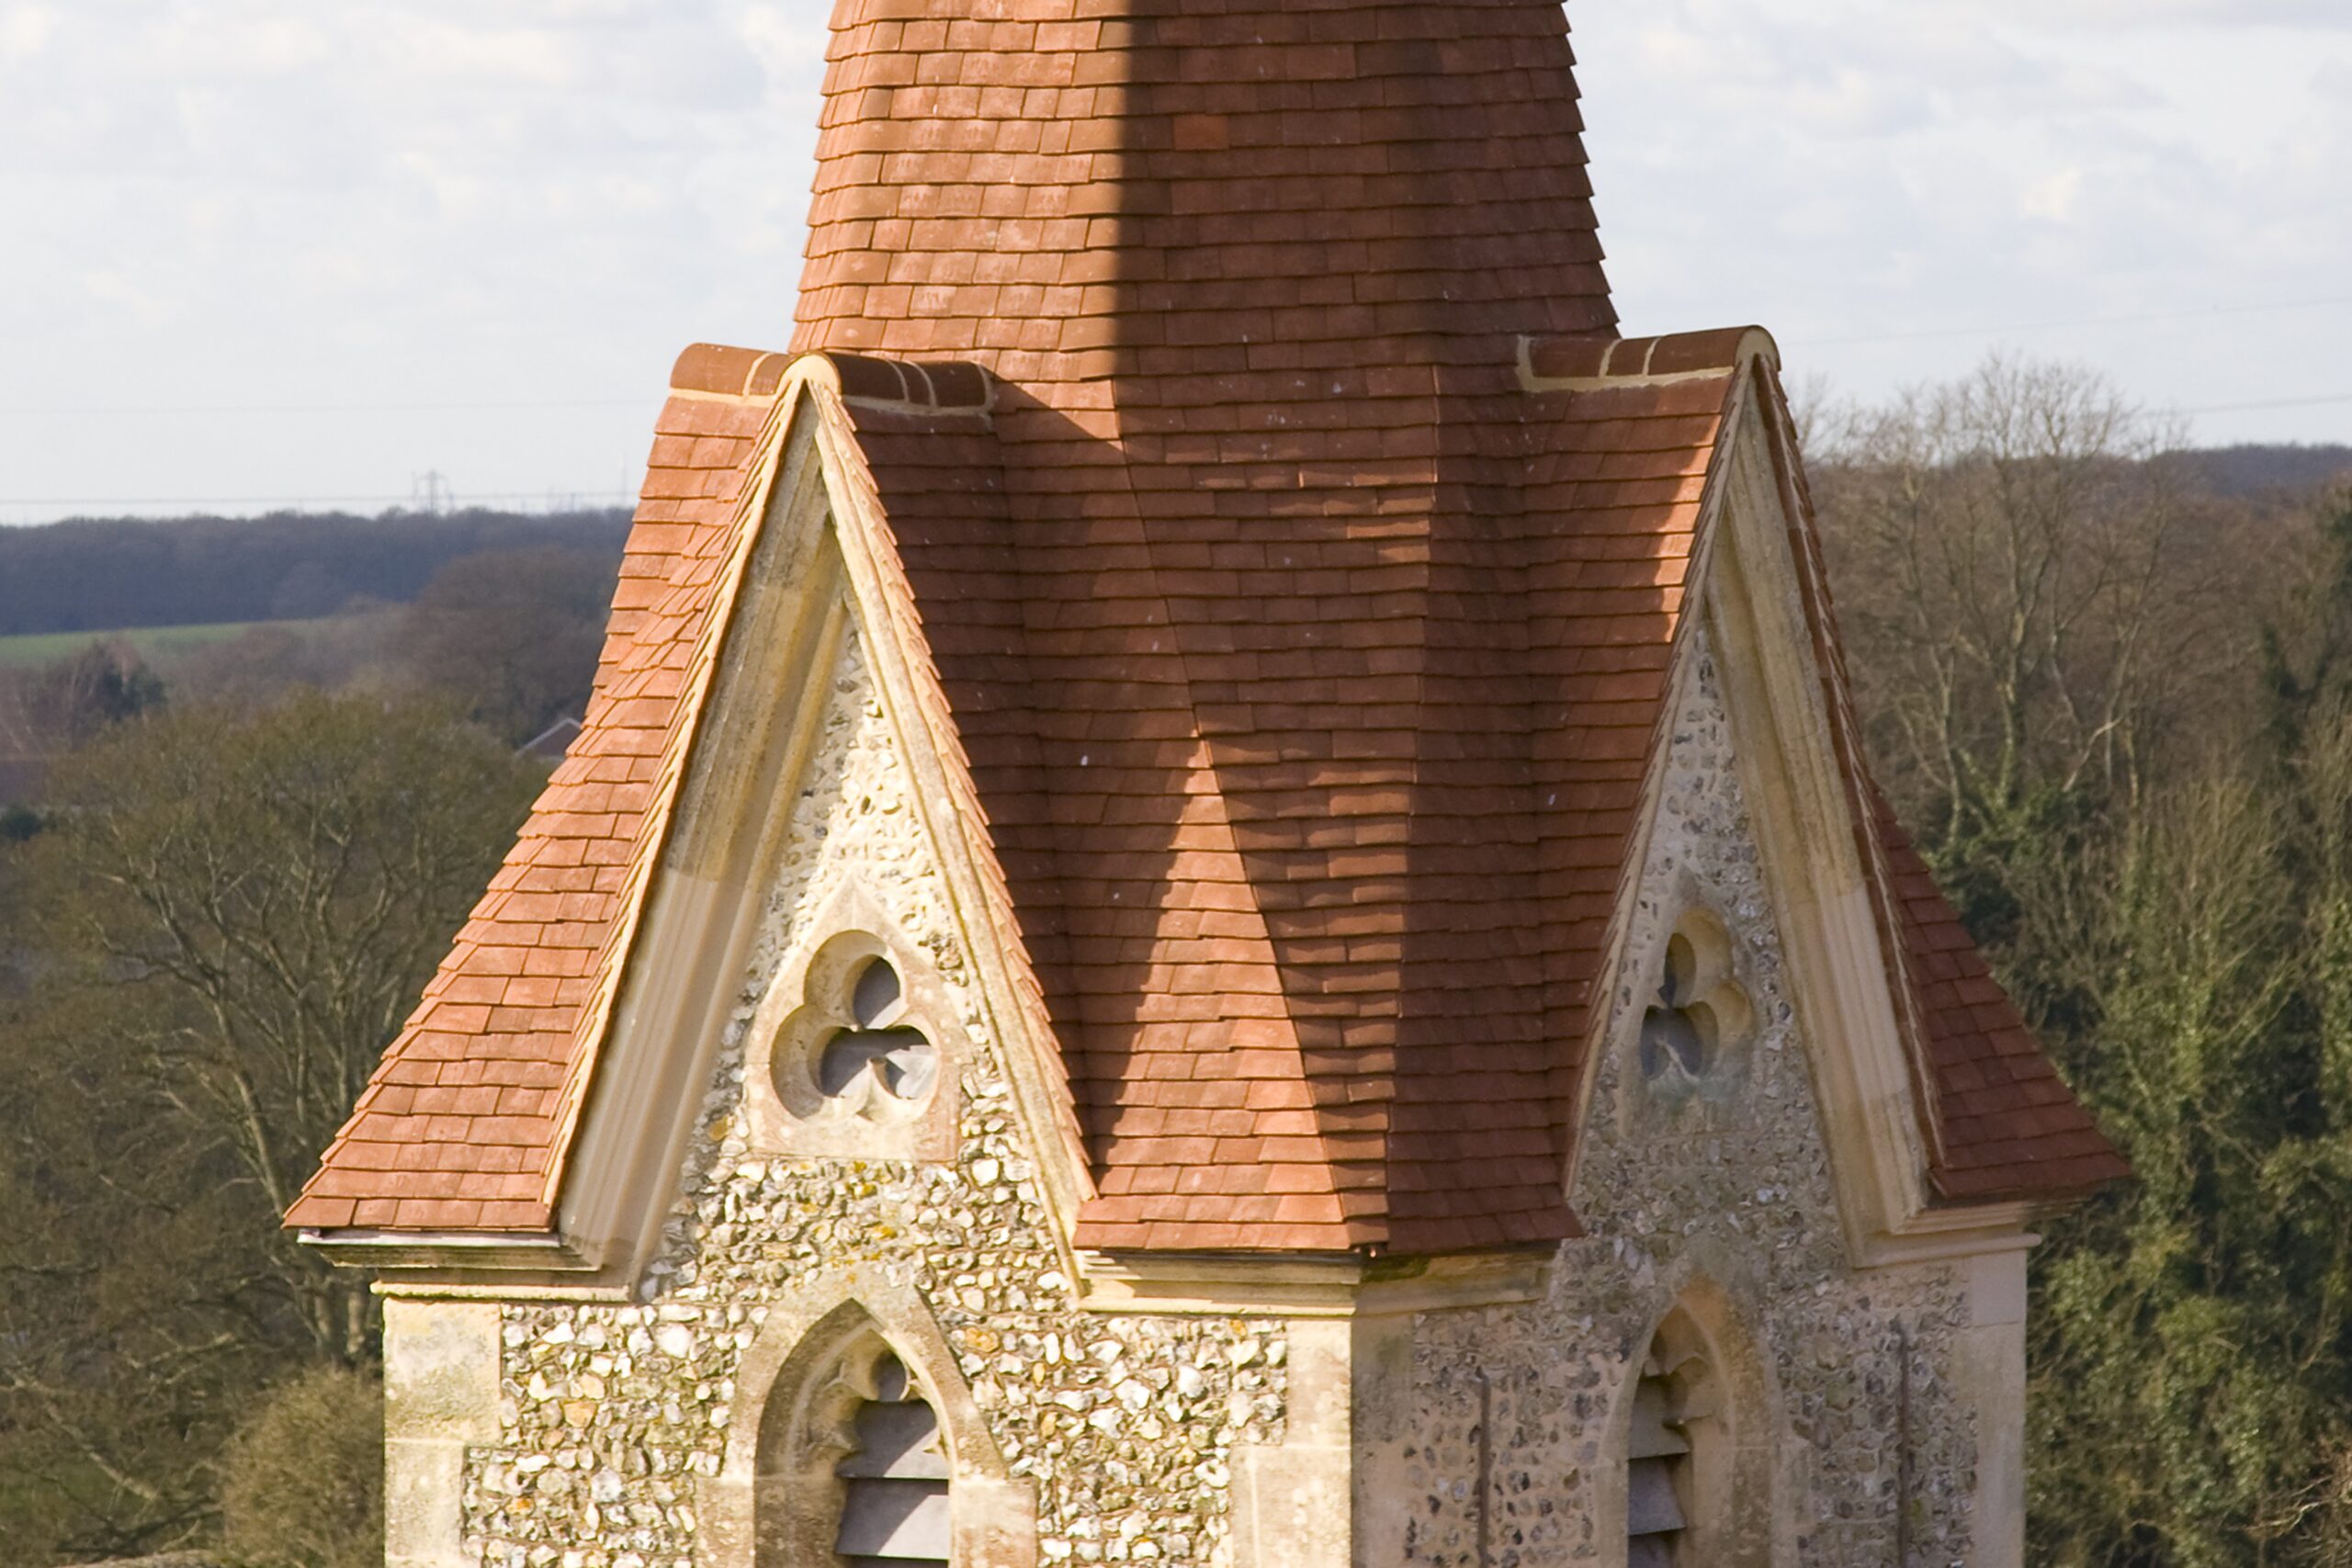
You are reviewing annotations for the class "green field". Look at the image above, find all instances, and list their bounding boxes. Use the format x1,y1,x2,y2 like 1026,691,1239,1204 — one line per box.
0,619,302,669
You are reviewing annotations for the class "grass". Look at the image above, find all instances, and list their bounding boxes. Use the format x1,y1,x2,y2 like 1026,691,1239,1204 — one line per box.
0,620,320,670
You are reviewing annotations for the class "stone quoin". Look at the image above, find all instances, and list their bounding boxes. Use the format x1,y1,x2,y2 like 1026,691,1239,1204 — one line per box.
288,4,2127,1566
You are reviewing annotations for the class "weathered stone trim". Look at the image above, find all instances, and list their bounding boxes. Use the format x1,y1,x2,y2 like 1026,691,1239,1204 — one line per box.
1699,393,1955,1263
704,1266,1034,1568
383,1300,503,1568
1075,1249,1553,1319
741,880,967,1165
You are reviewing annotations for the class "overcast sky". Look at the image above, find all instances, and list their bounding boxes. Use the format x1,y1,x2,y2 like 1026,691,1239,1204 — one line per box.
1,0,2346,525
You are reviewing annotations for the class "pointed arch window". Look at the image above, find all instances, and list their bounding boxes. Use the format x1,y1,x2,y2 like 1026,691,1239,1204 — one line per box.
1626,1332,1705,1566
1621,1292,1771,1568
717,1291,1035,1568
753,1329,970,1568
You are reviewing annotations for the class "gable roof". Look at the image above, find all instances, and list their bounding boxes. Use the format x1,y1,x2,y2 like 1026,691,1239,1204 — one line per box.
289,347,793,1231
1881,797,2126,1196
290,0,2122,1249
834,342,1749,1254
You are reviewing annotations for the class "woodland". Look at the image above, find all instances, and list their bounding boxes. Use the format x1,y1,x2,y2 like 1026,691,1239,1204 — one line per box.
0,358,2349,1566
0,508,631,638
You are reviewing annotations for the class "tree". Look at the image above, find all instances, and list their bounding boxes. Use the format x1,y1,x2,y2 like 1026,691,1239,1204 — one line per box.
1804,360,2352,1564
218,1364,384,1568
0,640,165,760
1811,357,2267,919
393,545,616,744
0,694,536,1562
2020,762,2314,1567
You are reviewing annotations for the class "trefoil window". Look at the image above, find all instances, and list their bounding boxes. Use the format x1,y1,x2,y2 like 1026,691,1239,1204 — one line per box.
1638,910,1752,1086
817,956,938,1111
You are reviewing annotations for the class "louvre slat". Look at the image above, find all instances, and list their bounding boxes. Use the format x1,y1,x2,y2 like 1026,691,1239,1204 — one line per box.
836,1476,951,1560
838,1401,952,1479
1628,1457,1687,1536
1628,1380,1691,1460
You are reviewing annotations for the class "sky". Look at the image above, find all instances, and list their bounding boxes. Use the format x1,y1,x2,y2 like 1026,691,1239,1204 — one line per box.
0,0,2346,525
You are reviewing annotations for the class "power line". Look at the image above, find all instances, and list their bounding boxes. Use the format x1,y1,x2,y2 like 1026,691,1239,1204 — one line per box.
0,398,655,417
1811,293,2352,348
4,295,2349,415
0,289,2346,417
0,490,637,510
2180,390,2352,416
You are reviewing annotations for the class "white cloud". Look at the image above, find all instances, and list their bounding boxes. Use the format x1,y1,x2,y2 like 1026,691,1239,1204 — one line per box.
2021,166,2085,223
0,1,2342,525
1575,0,2352,441
1983,0,2352,28
0,0,822,520
0,4,54,62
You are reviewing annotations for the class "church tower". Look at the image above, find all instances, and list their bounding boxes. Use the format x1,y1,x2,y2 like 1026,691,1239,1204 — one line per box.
290,6,2123,1566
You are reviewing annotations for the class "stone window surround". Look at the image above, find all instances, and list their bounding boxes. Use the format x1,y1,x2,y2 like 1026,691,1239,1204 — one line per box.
1640,904,1755,1086
1603,1270,1781,1568
1618,879,1764,1129
741,882,965,1164
705,1266,1037,1568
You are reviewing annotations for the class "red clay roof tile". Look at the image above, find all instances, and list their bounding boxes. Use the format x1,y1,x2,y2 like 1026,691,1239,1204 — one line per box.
285,349,792,1234
292,0,2119,1249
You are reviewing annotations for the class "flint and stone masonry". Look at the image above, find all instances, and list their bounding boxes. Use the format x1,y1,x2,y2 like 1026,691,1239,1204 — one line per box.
296,3,2121,1564
373,622,2029,1568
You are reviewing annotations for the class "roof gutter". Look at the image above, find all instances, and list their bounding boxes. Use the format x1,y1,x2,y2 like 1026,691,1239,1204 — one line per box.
295,1227,601,1276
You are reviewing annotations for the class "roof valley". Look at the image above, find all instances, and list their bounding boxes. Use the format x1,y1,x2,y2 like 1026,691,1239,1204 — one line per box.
288,2,2128,1249
791,0,1633,1247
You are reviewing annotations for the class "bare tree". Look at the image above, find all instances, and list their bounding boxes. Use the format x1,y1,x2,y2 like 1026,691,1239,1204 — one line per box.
1812,355,2263,853
0,642,163,761
0,694,536,1559
394,545,616,745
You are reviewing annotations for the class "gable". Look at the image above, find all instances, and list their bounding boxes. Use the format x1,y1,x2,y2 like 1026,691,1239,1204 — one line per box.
286,345,793,1241
1603,367,2126,1262
288,350,1091,1281
293,334,2117,1273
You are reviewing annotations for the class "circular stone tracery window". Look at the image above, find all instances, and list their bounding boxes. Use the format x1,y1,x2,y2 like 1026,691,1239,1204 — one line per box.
808,955,939,1114
1638,909,1754,1087
743,917,962,1160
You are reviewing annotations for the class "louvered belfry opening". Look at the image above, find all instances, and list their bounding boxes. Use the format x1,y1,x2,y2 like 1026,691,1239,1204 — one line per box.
1627,1333,1703,1567
835,1353,952,1568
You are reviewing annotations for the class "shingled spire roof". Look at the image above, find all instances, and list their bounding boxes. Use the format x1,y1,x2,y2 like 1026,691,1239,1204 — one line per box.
795,0,1634,1252
290,0,2123,1257
795,1,1613,374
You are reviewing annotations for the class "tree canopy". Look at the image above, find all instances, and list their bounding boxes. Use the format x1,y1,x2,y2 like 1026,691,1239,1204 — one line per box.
0,694,536,1560
0,507,628,637
1820,361,2352,1565
0,358,2347,1564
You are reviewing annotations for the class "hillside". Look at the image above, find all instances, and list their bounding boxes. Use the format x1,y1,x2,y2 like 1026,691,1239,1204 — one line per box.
0,506,631,637
2188,443,2352,497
